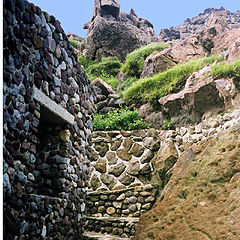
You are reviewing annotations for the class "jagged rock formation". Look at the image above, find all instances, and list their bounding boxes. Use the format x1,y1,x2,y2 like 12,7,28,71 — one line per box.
80,0,159,61
159,7,240,42
141,12,240,78
158,66,240,126
134,119,240,240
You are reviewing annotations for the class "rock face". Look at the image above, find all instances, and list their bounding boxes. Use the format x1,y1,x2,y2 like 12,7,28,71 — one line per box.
134,127,240,240
158,66,240,126
3,0,95,239
159,7,240,42
81,0,158,61
141,9,240,78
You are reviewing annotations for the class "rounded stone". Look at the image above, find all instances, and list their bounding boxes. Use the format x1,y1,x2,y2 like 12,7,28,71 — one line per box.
106,207,116,215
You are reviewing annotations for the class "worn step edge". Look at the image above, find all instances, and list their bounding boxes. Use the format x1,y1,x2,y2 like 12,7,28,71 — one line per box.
87,184,157,195
83,231,130,240
86,216,139,222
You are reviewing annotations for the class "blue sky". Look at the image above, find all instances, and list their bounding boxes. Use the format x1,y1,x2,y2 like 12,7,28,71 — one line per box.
29,0,239,37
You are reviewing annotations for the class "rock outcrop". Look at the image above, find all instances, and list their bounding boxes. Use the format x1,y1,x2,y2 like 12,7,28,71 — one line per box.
159,7,240,42
81,0,159,61
134,125,240,240
158,66,240,126
141,13,240,78
91,78,125,113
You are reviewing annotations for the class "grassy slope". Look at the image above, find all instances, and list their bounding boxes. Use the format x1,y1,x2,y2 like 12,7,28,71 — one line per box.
121,42,169,79
123,55,223,106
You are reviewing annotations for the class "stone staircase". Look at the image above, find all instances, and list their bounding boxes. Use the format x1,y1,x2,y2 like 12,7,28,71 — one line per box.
83,185,158,239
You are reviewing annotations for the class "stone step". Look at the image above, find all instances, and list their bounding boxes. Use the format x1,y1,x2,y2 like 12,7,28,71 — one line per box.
84,216,139,238
83,231,131,240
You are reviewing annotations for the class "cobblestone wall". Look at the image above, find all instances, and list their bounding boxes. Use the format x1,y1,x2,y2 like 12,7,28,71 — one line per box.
3,0,95,239
89,129,161,191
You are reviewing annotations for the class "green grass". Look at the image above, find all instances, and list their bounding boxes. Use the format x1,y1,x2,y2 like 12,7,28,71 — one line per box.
79,56,122,90
69,38,84,49
93,107,149,131
210,59,240,79
121,42,169,78
122,55,223,106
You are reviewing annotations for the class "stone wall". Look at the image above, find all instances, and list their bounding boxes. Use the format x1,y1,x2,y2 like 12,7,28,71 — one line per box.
89,129,161,191
3,0,95,239
85,185,158,238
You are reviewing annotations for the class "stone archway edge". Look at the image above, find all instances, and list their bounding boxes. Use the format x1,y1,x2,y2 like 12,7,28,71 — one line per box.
33,86,75,125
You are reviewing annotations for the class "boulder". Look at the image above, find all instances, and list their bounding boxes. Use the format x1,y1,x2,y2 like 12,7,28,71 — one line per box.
158,66,240,126
91,78,115,96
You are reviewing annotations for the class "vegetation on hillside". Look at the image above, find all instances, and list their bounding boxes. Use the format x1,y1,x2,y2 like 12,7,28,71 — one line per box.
79,56,122,89
93,107,149,131
122,55,223,106
69,38,84,49
210,58,240,78
121,42,169,78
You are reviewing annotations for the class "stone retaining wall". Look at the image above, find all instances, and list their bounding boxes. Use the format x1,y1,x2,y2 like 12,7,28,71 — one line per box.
89,129,161,191
3,0,95,239
86,185,158,218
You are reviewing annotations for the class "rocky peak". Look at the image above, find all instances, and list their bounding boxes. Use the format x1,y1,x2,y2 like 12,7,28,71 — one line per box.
93,0,121,20
159,7,240,42
81,0,158,61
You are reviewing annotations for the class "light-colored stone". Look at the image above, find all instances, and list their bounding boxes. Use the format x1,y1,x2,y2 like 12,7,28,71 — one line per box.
106,207,116,215
59,130,71,142
33,86,74,125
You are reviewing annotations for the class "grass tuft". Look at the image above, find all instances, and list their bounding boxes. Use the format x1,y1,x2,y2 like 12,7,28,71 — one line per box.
79,56,122,90
210,59,240,79
121,42,169,78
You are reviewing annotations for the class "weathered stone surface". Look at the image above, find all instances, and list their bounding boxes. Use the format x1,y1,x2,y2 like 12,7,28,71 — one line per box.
100,174,117,189
106,151,118,165
159,7,239,42
109,162,126,177
129,143,145,157
91,78,115,96
116,149,131,161
123,138,133,152
111,138,123,151
93,159,107,173
134,129,240,240
126,158,140,176
106,207,116,215
81,0,158,61
158,66,233,126
143,137,160,151
140,150,154,163
119,174,134,185
59,130,71,142
90,174,102,191
94,142,109,157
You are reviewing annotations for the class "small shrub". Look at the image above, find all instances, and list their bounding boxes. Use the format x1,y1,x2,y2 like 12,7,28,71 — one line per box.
78,56,121,89
123,55,223,106
210,59,240,79
121,42,169,78
163,119,174,130
93,108,149,131
78,56,96,70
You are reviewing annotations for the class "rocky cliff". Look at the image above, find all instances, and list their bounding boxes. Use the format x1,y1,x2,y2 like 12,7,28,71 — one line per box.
159,7,240,42
80,0,159,61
